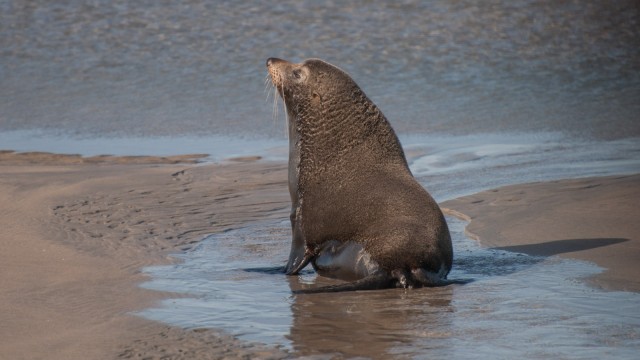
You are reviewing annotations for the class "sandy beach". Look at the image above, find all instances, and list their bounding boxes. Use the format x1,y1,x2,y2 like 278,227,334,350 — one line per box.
0,152,291,359
442,174,640,292
1,151,638,359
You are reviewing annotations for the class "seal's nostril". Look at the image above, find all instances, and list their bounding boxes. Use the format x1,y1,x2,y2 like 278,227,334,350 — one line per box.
266,57,284,68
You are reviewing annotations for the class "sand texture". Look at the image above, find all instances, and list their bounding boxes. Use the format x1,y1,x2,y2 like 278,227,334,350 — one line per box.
2,151,638,359
0,155,291,359
442,174,640,292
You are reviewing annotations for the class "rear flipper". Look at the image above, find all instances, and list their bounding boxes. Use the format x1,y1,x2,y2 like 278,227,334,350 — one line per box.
293,268,472,294
410,267,472,287
293,272,394,294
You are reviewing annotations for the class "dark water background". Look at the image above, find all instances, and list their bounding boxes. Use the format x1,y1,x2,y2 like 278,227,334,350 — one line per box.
1,0,639,142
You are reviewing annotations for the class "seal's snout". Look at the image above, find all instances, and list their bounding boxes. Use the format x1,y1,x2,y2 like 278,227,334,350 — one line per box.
266,58,286,90
266,57,285,68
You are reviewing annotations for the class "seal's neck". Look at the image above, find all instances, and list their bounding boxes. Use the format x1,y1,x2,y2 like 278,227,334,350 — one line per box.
291,94,409,175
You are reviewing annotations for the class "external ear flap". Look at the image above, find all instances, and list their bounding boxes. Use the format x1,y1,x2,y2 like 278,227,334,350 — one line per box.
311,92,322,106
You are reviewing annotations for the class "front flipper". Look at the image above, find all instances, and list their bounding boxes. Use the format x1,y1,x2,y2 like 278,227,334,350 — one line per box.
285,250,313,275
285,209,308,275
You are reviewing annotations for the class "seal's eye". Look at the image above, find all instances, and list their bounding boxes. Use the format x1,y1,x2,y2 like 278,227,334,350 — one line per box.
292,69,302,80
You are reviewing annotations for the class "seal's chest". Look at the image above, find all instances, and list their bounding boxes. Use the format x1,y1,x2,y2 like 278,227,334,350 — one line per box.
287,136,301,199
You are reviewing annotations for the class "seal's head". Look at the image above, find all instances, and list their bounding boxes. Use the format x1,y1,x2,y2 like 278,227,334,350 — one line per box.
266,58,360,117
266,57,400,158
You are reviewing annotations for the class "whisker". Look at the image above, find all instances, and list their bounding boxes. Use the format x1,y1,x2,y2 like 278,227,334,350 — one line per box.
281,86,289,139
273,87,278,126
265,74,280,130
265,83,273,103
263,75,272,100
265,72,290,139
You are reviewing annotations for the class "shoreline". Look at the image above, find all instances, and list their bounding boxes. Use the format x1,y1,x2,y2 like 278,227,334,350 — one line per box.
0,155,291,359
1,151,638,358
442,174,640,292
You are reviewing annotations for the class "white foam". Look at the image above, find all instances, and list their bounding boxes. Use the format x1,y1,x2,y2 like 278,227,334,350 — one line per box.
400,133,640,200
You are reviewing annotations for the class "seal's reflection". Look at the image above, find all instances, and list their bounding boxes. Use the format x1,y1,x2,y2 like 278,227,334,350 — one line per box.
285,275,455,358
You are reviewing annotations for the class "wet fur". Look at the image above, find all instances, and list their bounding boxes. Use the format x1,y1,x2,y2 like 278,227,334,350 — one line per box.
267,58,454,293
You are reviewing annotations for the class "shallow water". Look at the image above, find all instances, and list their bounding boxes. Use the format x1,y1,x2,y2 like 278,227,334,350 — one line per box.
137,134,640,358
2,130,638,201
139,217,640,359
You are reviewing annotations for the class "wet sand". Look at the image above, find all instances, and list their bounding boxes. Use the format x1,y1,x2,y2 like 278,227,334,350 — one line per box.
442,174,640,292
0,152,291,359
1,151,638,359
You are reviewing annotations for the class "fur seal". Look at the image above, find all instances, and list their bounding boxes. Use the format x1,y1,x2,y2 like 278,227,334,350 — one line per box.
266,57,454,293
